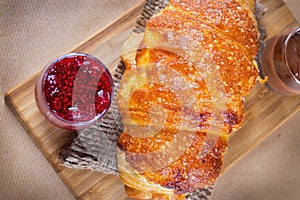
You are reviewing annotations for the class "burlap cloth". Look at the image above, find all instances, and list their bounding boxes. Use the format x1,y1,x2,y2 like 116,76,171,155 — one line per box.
1,0,300,199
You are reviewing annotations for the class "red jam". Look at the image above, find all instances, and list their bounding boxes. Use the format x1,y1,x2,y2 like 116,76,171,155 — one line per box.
35,53,113,130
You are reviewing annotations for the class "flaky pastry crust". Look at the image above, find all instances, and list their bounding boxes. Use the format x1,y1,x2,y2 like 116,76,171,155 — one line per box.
117,0,259,199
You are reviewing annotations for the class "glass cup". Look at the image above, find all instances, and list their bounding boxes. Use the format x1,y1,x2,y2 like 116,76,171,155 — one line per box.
259,26,300,95
35,52,114,130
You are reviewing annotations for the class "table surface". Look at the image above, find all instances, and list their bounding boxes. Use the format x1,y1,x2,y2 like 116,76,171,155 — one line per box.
1,1,300,200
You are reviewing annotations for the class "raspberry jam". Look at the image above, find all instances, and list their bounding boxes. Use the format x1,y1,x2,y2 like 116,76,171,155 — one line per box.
35,53,113,130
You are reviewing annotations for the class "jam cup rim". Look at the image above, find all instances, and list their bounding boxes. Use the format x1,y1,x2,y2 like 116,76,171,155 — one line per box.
35,52,114,130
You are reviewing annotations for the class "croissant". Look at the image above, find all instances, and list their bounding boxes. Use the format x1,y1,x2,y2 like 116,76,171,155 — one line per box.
117,0,259,199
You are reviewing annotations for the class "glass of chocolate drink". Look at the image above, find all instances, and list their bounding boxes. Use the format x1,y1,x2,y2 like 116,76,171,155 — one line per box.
259,26,300,95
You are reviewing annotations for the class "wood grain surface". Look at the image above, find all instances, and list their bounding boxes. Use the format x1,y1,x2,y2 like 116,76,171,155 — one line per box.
4,0,300,199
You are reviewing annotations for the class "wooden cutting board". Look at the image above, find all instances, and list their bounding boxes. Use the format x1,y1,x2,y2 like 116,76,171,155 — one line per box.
4,0,300,199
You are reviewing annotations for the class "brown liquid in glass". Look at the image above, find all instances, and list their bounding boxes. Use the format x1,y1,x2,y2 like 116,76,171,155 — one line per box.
260,28,300,95
286,32,300,81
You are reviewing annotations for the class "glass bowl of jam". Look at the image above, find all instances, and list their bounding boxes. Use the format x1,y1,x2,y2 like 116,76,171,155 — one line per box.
259,26,300,95
35,52,114,130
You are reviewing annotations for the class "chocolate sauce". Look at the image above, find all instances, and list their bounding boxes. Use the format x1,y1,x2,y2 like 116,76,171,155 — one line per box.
259,27,300,95
286,31,300,81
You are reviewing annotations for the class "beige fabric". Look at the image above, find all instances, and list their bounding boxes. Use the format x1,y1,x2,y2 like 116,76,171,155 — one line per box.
0,0,299,200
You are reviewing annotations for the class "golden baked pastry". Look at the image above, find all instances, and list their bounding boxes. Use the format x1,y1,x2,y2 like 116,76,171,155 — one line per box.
117,0,259,199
